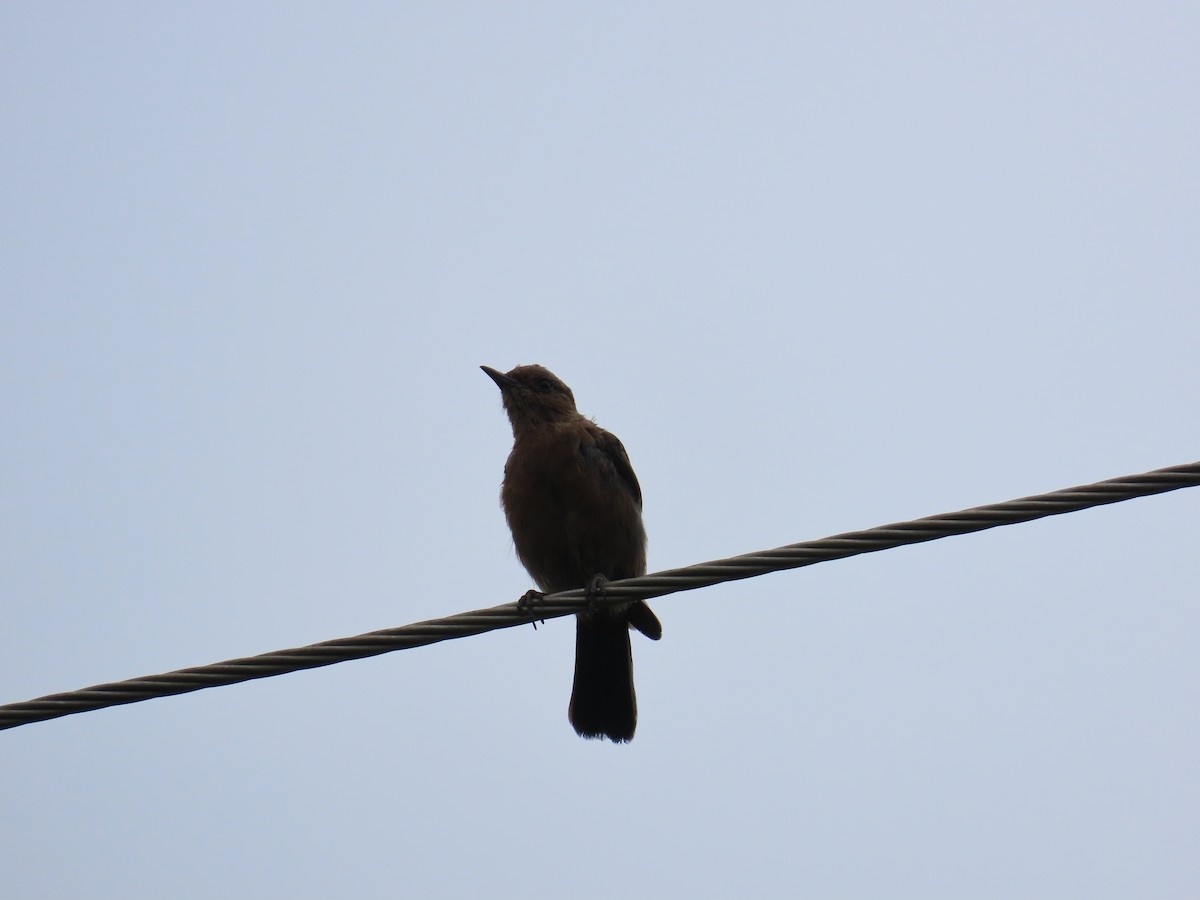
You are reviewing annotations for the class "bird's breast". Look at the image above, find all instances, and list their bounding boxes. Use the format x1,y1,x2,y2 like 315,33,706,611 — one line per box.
501,429,646,592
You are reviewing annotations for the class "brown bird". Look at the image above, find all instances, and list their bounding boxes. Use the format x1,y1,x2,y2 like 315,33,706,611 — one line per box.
482,364,661,743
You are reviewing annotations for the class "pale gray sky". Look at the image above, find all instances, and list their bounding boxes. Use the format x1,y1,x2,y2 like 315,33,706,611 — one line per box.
3,3,1198,898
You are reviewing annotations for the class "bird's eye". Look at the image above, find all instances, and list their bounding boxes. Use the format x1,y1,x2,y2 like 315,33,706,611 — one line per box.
537,378,554,392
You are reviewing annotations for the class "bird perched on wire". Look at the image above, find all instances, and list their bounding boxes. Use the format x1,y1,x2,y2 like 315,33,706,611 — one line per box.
482,364,661,743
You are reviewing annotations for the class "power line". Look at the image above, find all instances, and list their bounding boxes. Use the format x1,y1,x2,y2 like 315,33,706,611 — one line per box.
2,460,1197,732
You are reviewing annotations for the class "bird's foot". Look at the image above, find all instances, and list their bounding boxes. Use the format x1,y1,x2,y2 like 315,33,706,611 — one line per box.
517,589,546,629
584,574,610,611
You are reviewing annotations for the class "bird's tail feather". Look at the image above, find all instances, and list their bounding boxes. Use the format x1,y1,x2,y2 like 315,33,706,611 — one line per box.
569,612,637,743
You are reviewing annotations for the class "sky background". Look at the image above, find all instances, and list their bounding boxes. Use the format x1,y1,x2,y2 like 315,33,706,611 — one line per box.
3,3,1198,898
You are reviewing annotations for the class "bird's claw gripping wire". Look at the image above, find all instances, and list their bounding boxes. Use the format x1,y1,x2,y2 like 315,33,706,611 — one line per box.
584,574,610,612
517,589,546,629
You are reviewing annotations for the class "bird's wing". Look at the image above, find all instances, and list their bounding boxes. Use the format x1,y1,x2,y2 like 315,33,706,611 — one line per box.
584,426,643,509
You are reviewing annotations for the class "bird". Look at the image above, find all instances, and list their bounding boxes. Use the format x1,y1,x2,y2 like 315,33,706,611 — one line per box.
482,364,661,743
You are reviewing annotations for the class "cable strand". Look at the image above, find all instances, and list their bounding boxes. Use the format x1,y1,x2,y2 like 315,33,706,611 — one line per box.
2,460,1197,731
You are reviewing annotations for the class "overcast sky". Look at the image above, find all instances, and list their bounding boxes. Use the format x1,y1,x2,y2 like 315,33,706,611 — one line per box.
3,3,1198,898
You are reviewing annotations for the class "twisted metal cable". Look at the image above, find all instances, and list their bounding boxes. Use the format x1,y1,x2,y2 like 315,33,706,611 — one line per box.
2,460,1197,732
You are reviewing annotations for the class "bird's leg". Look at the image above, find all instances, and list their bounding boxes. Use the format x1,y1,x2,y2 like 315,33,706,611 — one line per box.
584,574,609,611
517,589,546,629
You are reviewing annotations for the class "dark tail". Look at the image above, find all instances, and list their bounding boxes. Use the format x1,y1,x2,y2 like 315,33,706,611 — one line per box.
569,610,638,743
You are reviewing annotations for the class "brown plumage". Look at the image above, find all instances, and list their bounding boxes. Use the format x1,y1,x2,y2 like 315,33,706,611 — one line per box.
482,364,661,743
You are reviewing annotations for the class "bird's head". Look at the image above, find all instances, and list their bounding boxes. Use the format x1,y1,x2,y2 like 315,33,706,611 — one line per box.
481,364,579,432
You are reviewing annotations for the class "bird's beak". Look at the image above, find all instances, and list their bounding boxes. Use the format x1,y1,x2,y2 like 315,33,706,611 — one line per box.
481,365,519,391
